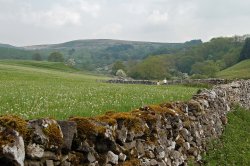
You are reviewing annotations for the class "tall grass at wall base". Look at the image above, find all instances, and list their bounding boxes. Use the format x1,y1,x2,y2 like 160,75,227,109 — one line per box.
202,106,250,165
181,82,213,89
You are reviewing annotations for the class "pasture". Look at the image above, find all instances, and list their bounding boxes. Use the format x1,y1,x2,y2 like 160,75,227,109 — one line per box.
0,60,199,119
217,59,250,79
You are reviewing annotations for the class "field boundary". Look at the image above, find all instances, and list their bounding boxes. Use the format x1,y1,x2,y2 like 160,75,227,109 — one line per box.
104,78,229,86
0,80,249,166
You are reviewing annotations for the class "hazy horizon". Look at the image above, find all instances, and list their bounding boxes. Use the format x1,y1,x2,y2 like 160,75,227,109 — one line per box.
3,38,204,47
1,0,250,46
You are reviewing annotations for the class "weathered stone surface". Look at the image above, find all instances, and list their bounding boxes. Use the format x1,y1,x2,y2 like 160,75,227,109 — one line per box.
75,140,91,152
88,161,98,166
24,160,43,166
124,140,136,150
1,129,25,166
126,131,135,142
231,82,240,88
87,152,96,163
145,150,155,159
42,151,59,160
54,161,61,166
157,151,165,159
116,126,127,143
26,143,44,159
57,121,77,152
28,119,63,151
150,159,158,165
136,141,145,157
28,119,49,145
45,160,54,166
183,142,190,150
118,153,127,161
107,151,118,165
61,161,71,166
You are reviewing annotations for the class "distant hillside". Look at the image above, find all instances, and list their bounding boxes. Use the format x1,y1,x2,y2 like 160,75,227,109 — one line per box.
23,39,201,70
0,46,35,60
0,43,16,48
217,59,250,79
0,37,243,78
24,39,197,50
0,39,201,71
0,60,78,73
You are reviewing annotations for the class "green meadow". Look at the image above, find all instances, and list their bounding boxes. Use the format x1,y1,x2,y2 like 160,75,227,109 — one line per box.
0,60,198,120
217,59,250,79
1,60,250,165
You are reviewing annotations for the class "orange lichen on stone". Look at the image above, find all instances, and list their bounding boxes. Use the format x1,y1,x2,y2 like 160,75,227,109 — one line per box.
0,115,27,136
176,135,185,146
148,105,179,116
132,110,157,123
43,121,63,148
94,114,117,126
188,100,203,112
183,117,193,128
119,158,141,166
161,103,187,115
0,115,28,150
69,117,106,138
95,110,155,135
110,112,145,133
0,129,16,150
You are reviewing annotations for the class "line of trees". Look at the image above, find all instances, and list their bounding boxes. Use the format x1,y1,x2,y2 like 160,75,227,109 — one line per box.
48,52,64,62
32,52,65,62
32,53,42,61
239,38,250,61
111,37,245,80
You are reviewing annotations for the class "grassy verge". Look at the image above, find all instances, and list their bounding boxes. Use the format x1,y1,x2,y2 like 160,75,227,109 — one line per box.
181,83,213,89
203,106,250,165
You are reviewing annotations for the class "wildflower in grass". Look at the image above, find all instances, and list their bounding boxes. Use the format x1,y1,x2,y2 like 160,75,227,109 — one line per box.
0,65,198,119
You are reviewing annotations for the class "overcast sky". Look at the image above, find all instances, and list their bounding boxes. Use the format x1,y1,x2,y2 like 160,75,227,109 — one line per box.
0,0,250,46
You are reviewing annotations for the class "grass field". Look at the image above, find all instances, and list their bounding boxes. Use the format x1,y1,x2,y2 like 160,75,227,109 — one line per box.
0,60,79,73
0,60,199,120
203,106,250,165
1,60,249,165
217,59,250,79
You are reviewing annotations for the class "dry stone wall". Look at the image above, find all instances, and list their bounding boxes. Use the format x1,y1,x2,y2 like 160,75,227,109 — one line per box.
105,78,228,85
0,80,250,166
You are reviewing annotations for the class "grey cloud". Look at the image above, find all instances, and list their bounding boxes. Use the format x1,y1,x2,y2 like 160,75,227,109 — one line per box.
0,0,249,46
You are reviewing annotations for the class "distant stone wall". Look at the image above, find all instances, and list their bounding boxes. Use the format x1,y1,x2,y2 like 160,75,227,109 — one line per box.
105,78,229,86
0,80,249,166
106,79,157,85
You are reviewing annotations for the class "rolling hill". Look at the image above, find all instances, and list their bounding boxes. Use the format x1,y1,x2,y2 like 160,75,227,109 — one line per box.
0,46,35,60
0,60,79,73
217,59,250,79
24,39,199,51
0,43,16,48
0,39,202,71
